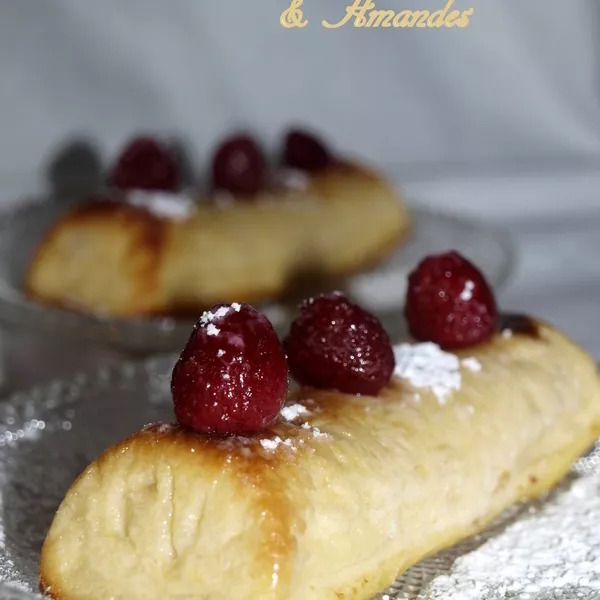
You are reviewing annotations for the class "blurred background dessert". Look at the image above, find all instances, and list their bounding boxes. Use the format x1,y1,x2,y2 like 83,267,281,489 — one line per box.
25,131,410,317
0,0,598,391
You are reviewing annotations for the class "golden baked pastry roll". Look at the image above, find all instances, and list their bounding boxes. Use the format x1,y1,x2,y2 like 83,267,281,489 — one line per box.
39,318,600,600
26,164,409,317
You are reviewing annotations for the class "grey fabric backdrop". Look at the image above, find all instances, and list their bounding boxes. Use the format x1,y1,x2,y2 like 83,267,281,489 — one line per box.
1,0,600,216
0,1,599,370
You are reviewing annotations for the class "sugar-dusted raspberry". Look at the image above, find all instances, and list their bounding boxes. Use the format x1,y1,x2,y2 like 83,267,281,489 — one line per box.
284,293,394,395
405,251,498,349
283,129,331,172
109,136,179,191
212,134,266,196
171,303,288,435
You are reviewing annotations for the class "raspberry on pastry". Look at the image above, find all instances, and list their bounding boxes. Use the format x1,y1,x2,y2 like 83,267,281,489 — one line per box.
283,128,331,172
212,134,266,196
172,303,288,435
285,292,394,395
405,251,498,349
109,136,180,192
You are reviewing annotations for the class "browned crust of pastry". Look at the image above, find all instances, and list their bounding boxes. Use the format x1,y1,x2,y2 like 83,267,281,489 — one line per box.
25,200,168,316
38,422,303,600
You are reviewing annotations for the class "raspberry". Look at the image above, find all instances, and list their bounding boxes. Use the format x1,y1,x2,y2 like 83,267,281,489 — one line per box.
283,129,331,172
109,136,179,191
212,134,266,196
405,251,498,349
171,303,288,435
284,293,394,395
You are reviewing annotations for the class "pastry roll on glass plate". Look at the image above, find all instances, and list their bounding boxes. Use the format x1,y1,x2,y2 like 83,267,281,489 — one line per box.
39,252,600,600
26,131,410,318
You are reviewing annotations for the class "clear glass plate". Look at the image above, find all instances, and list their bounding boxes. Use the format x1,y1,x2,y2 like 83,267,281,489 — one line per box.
0,197,515,352
0,356,598,600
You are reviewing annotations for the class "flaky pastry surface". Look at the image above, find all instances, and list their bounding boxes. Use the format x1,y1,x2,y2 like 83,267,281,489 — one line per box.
40,321,600,599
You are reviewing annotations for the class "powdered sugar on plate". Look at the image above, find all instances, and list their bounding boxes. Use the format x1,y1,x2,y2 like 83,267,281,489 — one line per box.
126,190,196,221
393,343,482,404
0,419,46,446
423,469,600,600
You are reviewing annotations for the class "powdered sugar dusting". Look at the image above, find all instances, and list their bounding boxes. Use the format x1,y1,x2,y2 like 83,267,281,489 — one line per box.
461,357,482,373
200,311,214,326
460,280,475,301
275,168,311,191
311,426,328,439
424,471,600,599
393,343,482,404
393,343,460,403
200,304,239,329
260,438,281,451
126,190,195,220
217,349,226,358
0,419,46,446
257,414,329,453
259,436,299,452
213,306,230,319
206,324,220,337
280,403,310,422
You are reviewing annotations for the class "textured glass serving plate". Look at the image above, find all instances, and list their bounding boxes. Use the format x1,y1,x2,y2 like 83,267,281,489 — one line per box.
0,196,514,393
0,357,599,600
0,198,513,351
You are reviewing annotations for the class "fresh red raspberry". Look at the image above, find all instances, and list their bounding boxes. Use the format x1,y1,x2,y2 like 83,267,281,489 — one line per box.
109,136,179,191
283,129,331,172
212,134,266,196
284,293,394,396
405,251,498,349
171,303,288,435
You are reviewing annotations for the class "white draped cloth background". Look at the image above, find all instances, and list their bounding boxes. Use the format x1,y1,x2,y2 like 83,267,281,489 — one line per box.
0,0,599,362
1,0,599,217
